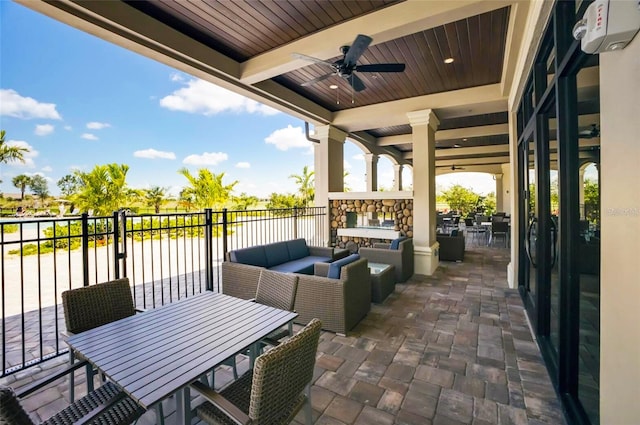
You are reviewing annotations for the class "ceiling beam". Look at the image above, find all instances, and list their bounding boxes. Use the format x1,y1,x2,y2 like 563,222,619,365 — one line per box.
377,123,510,146
333,84,507,132
500,1,531,96
436,144,510,158
240,0,515,84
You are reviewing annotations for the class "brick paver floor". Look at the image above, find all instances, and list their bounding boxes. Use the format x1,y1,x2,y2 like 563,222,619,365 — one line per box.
1,244,566,424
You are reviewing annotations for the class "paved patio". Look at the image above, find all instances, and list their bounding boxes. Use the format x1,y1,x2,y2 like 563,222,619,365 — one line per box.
1,244,565,424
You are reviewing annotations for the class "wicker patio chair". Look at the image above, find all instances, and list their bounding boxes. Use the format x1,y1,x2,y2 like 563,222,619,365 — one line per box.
255,269,298,342
224,270,298,379
61,278,137,402
0,360,143,425
192,319,322,425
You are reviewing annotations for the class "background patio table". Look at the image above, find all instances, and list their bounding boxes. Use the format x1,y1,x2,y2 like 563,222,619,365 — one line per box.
68,291,298,425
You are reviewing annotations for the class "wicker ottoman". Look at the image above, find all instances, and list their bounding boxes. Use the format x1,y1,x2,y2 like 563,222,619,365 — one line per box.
369,262,395,303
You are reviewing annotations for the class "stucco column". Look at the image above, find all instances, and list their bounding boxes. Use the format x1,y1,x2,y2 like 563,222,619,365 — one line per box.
494,173,504,212
364,153,378,192
408,109,440,275
314,125,346,246
500,163,511,214
600,37,640,424
393,164,403,190
578,167,586,218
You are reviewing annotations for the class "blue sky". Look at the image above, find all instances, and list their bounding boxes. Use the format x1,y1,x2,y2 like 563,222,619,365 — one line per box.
1,1,496,200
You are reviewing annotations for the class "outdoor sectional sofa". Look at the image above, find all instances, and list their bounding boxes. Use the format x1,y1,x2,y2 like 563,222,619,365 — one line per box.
222,246,371,335
226,238,345,275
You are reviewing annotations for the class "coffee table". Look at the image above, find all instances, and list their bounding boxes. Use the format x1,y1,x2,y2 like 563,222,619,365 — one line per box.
369,262,395,303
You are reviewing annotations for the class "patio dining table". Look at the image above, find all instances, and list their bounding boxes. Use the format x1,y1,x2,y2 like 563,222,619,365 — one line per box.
67,291,298,425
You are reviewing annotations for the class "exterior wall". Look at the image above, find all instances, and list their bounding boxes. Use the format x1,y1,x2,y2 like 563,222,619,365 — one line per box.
330,198,413,248
599,36,640,424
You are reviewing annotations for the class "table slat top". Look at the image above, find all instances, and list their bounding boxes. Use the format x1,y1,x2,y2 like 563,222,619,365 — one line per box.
68,292,297,408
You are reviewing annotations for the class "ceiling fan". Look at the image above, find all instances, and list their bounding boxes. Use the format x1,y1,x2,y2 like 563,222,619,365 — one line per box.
579,124,600,139
292,34,405,92
438,165,466,171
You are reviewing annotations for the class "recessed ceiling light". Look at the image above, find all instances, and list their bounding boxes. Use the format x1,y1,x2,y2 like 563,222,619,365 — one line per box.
462,138,468,141
329,84,338,89
454,144,461,148
444,57,454,64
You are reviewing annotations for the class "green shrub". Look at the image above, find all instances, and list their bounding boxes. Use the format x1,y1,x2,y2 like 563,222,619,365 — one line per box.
2,224,18,234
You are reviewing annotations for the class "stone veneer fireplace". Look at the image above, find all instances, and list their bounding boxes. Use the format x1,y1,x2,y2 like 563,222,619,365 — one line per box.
330,197,414,249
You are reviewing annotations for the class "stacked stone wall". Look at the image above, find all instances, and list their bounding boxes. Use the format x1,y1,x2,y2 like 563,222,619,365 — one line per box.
330,198,413,249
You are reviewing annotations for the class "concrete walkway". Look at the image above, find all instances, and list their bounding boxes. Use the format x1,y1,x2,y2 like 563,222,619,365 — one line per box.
1,245,565,424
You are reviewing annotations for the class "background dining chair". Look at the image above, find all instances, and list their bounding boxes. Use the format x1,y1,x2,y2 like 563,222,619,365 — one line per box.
62,278,138,401
0,360,143,425
192,318,322,425
490,221,510,247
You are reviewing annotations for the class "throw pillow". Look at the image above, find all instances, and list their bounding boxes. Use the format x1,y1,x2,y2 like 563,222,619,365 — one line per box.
327,253,360,279
390,236,408,250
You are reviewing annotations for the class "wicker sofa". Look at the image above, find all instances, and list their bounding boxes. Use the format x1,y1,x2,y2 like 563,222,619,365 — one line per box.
222,254,371,335
227,238,344,275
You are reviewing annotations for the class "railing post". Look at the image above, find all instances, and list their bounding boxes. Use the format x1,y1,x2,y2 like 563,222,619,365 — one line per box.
118,210,127,278
222,208,229,256
205,209,213,291
113,211,120,279
81,213,89,286
293,207,299,240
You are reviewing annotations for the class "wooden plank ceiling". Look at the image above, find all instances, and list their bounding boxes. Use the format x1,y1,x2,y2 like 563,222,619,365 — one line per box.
28,0,530,171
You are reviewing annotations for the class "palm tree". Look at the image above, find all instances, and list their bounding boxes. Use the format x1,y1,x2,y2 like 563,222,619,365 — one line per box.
12,174,32,200
0,130,28,164
178,168,238,210
289,165,314,206
72,163,131,215
144,186,167,214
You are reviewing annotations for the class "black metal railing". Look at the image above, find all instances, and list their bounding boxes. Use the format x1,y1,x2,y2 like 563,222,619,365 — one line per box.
0,206,326,376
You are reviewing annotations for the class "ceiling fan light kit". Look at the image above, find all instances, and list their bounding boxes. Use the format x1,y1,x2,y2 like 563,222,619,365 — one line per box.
294,34,406,94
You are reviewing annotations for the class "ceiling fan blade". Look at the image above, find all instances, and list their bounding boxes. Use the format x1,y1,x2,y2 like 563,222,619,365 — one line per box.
349,73,366,92
344,34,372,67
291,52,335,67
301,73,334,87
356,63,406,73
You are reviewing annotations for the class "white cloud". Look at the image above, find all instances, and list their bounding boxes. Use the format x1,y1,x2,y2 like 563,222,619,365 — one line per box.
352,153,364,161
134,148,176,160
160,78,279,116
34,124,54,136
64,125,72,131
345,173,365,192
344,160,352,170
170,73,184,82
265,125,313,151
24,171,53,183
183,152,228,166
41,166,53,172
81,133,98,141
5,140,38,168
235,162,251,169
86,122,110,130
0,89,62,120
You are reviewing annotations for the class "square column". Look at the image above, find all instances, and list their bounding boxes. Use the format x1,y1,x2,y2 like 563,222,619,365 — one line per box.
314,125,346,246
494,173,504,212
600,36,640,424
408,109,440,275
364,153,379,192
